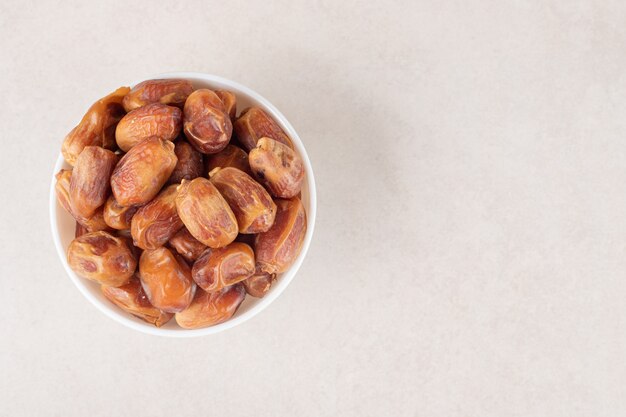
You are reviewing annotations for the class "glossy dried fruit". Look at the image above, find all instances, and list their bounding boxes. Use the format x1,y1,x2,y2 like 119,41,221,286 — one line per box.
215,90,237,121
233,107,292,151
175,284,246,329
57,169,109,232
243,268,276,298
67,231,137,286
79,207,111,233
167,141,204,184
209,167,276,233
255,197,306,274
115,103,182,152
69,146,118,219
168,227,207,262
131,185,183,250
111,137,178,206
206,144,250,175
139,247,195,313
183,89,232,154
102,276,173,327
123,79,194,112
103,195,138,230
61,87,129,165
175,177,238,248
249,137,304,198
191,242,255,292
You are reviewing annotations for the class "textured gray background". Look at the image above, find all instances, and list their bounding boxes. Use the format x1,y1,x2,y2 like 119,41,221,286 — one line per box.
1,1,625,416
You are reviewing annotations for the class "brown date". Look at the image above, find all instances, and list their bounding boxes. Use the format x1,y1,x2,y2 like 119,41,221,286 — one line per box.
175,177,238,248
103,195,138,230
168,227,207,262
62,86,129,165
183,89,232,154
215,90,237,121
249,137,304,198
123,79,194,112
139,247,196,313
67,231,137,286
102,276,173,327
69,146,118,219
57,170,112,232
131,184,183,250
167,141,204,184
243,267,277,298
255,197,306,274
206,144,251,175
191,242,255,292
233,107,293,151
115,103,182,152
209,167,276,234
175,284,246,329
111,137,178,207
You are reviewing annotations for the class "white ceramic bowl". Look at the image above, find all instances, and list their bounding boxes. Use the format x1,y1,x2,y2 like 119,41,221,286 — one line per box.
50,72,316,337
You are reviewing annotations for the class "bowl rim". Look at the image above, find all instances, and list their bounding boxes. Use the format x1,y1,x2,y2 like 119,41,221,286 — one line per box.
50,72,317,337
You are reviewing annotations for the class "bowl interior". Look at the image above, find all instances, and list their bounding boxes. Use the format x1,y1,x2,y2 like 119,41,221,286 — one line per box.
50,72,316,337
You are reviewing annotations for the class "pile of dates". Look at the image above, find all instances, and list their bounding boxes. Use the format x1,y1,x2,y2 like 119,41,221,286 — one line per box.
55,79,306,329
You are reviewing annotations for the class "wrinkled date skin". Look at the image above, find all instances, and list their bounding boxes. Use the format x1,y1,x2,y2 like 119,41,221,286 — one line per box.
139,247,196,313
209,167,276,234
214,90,237,121
103,195,138,230
69,146,118,219
233,107,293,151
249,137,305,198
191,242,255,292
243,267,277,298
67,231,137,286
175,284,246,329
168,141,204,184
115,103,182,152
206,144,251,175
102,276,173,327
62,86,129,165
57,169,112,232
168,227,207,262
131,184,183,250
183,89,232,154
111,137,178,206
255,197,307,274
123,79,194,112
175,178,238,248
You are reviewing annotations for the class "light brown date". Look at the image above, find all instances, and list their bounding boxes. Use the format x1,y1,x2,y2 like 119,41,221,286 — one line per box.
139,247,196,313
233,107,293,151
61,87,129,165
183,89,232,154
167,141,204,184
206,144,251,175
131,184,183,250
67,231,137,286
243,267,276,298
102,276,173,327
191,242,255,292
115,103,182,152
69,146,118,219
168,227,207,262
209,167,276,234
175,177,238,248
103,195,138,230
78,207,111,233
175,284,246,329
111,137,178,207
255,197,306,274
249,137,304,198
123,79,194,112
215,90,237,121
